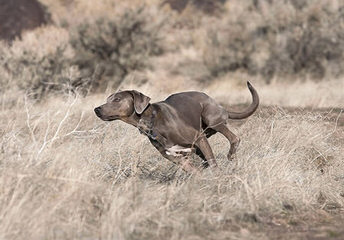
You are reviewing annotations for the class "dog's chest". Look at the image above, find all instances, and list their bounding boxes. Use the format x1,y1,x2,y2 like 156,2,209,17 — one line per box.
138,114,170,146
165,145,193,157
138,107,195,157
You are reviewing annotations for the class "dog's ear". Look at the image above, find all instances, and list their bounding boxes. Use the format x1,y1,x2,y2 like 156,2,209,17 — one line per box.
130,90,151,114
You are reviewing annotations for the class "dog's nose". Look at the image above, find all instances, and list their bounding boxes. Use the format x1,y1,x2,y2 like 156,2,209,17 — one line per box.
94,107,101,117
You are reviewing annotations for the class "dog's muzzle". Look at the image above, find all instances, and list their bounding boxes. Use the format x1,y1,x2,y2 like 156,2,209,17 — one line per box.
94,107,101,117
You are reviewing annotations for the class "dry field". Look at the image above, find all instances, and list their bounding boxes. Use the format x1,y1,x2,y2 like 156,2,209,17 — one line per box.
1,0,344,239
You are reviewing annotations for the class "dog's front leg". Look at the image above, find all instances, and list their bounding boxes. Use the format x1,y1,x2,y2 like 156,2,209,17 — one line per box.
148,138,200,174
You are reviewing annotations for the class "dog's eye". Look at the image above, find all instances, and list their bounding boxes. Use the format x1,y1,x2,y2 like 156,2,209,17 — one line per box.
114,97,121,102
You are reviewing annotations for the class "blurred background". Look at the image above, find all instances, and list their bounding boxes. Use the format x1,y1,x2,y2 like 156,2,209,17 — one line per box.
1,0,343,107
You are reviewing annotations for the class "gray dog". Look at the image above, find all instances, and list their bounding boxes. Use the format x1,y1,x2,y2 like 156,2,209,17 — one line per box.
94,81,259,173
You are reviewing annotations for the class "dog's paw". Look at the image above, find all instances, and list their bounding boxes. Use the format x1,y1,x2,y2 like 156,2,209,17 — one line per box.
227,152,237,161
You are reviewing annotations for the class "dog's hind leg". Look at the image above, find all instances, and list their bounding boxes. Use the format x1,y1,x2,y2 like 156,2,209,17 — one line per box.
212,124,240,160
195,147,210,168
194,127,217,168
195,136,217,167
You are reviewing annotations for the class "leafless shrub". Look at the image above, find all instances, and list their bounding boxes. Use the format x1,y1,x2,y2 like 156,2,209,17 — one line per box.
70,6,166,90
2,46,71,98
203,0,344,82
0,44,103,98
0,27,76,98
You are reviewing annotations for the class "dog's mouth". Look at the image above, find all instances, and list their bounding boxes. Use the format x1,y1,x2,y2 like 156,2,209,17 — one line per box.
94,107,119,121
103,116,119,121
97,115,119,121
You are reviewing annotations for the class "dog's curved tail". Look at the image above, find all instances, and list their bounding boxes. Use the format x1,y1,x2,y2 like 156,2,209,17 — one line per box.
227,81,259,120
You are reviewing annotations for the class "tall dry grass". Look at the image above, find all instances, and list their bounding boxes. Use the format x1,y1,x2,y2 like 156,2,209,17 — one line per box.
0,92,343,239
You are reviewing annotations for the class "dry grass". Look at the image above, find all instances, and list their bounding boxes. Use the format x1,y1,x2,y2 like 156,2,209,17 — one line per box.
0,91,343,239
1,0,344,239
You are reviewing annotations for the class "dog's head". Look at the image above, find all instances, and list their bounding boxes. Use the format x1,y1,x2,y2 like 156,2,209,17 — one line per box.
94,90,151,121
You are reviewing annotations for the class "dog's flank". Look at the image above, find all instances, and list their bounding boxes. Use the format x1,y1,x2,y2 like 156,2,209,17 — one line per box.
94,81,259,173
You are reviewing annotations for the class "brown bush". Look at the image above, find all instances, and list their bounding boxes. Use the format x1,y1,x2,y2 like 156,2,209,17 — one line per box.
203,0,344,82
0,27,103,98
70,6,166,90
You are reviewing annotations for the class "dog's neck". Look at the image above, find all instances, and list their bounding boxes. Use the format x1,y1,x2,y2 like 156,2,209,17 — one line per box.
120,104,155,128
